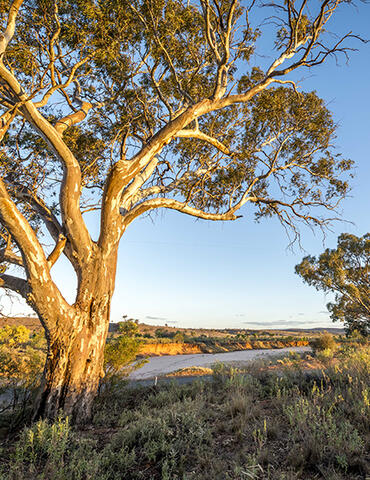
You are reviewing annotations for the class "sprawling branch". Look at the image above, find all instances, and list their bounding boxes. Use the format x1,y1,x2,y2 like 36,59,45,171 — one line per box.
99,0,353,242
0,64,93,261
100,77,274,246
122,196,241,226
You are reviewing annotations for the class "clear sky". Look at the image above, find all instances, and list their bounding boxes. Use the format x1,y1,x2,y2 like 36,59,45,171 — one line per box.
2,2,369,330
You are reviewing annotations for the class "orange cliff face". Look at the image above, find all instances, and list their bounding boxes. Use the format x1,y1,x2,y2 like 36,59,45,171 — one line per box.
138,339,309,357
139,342,203,356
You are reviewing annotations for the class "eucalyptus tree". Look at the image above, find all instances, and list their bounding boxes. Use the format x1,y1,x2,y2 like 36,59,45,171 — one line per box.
0,0,359,421
296,233,370,336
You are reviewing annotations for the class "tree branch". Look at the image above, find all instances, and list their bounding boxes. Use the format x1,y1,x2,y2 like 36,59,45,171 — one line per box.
121,197,241,226
33,55,93,109
0,273,29,299
0,64,93,261
213,0,238,99
47,233,66,268
12,185,63,242
120,156,160,212
0,177,73,329
54,101,93,135
0,245,23,267
0,176,50,277
100,78,273,246
0,106,19,141
0,0,24,55
175,129,232,156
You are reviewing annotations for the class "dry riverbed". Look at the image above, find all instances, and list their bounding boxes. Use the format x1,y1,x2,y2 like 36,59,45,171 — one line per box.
129,346,310,380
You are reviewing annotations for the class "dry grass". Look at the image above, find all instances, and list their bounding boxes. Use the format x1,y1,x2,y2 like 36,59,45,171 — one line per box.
0,343,368,480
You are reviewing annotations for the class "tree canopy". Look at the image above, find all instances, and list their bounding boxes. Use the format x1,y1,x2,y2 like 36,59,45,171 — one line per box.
296,233,370,336
0,0,355,276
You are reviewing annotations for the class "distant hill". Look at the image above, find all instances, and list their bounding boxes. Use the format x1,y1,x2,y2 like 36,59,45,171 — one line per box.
0,316,42,331
280,327,345,334
0,317,344,336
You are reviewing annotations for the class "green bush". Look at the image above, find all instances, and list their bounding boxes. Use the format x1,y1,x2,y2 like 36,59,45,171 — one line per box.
5,415,103,480
310,332,337,354
117,319,139,337
104,334,142,378
0,326,45,411
284,397,364,471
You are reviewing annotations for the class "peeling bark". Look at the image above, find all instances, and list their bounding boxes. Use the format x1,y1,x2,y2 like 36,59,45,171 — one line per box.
33,249,117,424
34,307,109,423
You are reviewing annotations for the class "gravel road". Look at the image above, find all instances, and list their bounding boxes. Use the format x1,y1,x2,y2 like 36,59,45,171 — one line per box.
129,346,310,380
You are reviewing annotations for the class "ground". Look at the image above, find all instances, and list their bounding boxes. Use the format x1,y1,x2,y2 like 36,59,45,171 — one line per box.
0,345,369,480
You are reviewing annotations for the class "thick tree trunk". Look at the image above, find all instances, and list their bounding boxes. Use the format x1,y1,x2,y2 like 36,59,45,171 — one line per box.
34,313,109,423
33,252,116,424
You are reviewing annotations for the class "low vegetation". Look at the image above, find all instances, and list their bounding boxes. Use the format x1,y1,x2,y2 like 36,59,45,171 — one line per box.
0,326,45,416
115,319,312,354
0,323,143,416
0,336,368,479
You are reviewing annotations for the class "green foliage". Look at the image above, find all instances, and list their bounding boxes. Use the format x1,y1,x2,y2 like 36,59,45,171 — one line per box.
173,331,184,342
310,332,337,353
296,233,370,335
117,317,139,337
154,328,169,338
0,0,355,240
283,397,364,471
14,415,71,472
104,334,142,378
7,415,102,480
0,326,45,407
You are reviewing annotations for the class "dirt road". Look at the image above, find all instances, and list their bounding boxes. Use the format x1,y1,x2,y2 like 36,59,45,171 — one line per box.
129,346,310,380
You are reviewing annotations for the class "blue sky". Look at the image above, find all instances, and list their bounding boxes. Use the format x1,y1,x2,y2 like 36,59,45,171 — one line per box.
2,2,370,330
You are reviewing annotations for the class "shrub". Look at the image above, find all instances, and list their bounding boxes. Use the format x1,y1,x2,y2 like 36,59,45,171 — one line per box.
5,416,102,480
117,319,139,337
0,325,31,346
310,332,337,353
104,334,142,378
0,326,45,411
154,328,169,338
173,332,184,342
284,397,364,471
